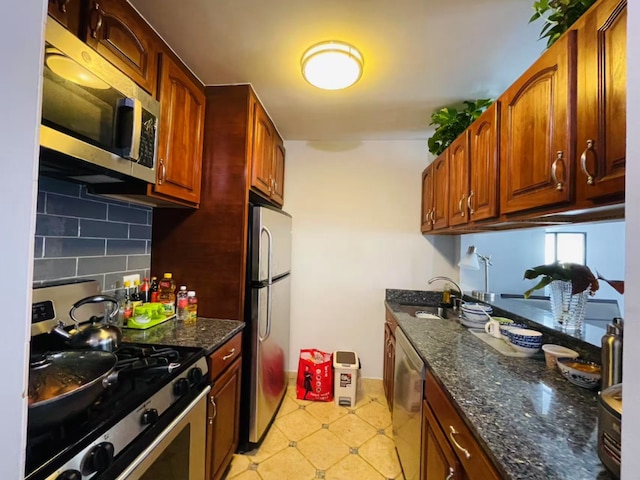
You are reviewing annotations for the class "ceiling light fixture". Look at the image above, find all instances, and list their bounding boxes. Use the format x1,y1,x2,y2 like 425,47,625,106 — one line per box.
301,41,364,90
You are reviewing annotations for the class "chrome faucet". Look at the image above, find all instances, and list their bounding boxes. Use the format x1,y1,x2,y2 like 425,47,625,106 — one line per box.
428,276,463,303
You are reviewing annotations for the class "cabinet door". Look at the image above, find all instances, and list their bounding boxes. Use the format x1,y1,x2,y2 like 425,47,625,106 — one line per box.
383,323,396,410
48,0,82,35
251,102,275,198
500,32,576,214
448,132,470,227
469,103,500,222
576,0,626,202
84,0,159,95
421,165,434,232
422,401,461,480
155,53,205,206
207,357,242,480
432,154,450,230
271,137,286,206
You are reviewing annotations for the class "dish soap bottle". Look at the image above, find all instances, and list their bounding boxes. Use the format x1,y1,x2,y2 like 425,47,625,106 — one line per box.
442,283,452,305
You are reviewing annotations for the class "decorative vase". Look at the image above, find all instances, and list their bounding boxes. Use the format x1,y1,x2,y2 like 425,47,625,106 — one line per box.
548,280,589,332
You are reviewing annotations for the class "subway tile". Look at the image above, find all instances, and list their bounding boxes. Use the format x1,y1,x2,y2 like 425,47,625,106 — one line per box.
37,192,45,213
45,238,106,257
38,176,81,197
80,219,128,239
78,256,127,276
36,214,79,237
106,239,146,256
129,224,152,240
80,186,132,207
104,270,146,291
108,205,148,224
127,254,151,271
33,258,77,281
146,240,152,254
147,211,152,225
46,193,107,219
75,274,105,292
34,236,43,258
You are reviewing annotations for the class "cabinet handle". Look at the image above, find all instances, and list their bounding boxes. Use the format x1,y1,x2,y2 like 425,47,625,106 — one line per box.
209,396,217,424
158,159,166,184
467,190,475,215
551,150,565,191
89,2,103,39
580,139,597,185
449,426,471,459
222,348,236,361
52,0,70,13
430,209,435,225
387,339,392,357
445,467,455,480
458,194,465,217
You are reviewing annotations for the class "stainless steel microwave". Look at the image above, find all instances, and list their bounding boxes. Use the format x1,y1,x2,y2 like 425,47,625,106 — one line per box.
39,17,159,185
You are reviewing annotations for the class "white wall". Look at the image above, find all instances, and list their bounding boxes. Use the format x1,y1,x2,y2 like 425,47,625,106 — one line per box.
0,1,46,478
283,141,457,378
460,222,625,311
622,0,640,476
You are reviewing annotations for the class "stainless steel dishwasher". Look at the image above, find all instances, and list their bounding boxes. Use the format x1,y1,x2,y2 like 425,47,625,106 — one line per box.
392,327,425,480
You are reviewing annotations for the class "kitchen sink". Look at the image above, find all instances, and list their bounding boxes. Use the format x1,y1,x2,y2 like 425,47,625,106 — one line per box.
396,305,452,319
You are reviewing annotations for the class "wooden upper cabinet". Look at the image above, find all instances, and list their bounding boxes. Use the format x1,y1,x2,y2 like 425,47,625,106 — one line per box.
153,53,205,206
250,99,286,207
421,165,434,232
500,31,577,215
84,0,159,95
432,154,450,230
48,0,82,35
576,0,626,203
251,102,275,197
448,132,470,227
272,137,286,206
469,103,500,222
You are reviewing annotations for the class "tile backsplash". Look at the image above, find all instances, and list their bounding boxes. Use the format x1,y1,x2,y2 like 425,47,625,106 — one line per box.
34,176,152,292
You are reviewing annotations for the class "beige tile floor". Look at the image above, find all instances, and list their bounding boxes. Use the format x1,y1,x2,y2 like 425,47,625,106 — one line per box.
224,378,404,480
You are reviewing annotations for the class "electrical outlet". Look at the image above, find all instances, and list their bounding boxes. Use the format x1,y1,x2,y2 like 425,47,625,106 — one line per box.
123,274,140,286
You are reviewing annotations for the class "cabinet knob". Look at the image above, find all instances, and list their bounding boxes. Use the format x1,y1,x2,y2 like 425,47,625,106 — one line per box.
580,139,597,185
551,151,565,191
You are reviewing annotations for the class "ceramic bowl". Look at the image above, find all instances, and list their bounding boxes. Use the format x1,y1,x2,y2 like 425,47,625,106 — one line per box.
557,358,601,389
509,328,543,348
541,344,579,369
499,323,527,341
459,316,487,328
461,303,493,313
460,309,490,323
510,343,542,356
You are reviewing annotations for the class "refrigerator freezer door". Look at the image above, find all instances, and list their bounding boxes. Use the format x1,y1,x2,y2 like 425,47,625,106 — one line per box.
249,274,291,443
252,206,292,283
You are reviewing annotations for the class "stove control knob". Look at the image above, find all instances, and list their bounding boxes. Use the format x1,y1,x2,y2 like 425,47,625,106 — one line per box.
173,377,190,396
141,408,159,425
82,441,114,475
56,470,82,480
188,367,203,385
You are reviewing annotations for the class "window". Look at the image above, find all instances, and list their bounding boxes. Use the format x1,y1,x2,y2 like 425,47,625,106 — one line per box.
545,232,586,265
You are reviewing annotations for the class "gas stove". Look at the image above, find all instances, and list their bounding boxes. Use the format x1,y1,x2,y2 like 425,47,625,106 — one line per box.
26,280,209,480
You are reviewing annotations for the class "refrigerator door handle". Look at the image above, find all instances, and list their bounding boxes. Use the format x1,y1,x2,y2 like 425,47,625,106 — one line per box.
259,225,273,341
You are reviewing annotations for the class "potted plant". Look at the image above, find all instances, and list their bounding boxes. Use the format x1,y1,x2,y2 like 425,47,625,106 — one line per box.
427,99,493,156
523,262,599,331
529,0,597,48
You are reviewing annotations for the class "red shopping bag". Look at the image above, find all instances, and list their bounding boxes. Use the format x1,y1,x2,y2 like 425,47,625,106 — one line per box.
296,349,333,401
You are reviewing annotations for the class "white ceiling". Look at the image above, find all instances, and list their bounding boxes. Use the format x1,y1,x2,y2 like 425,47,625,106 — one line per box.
130,0,545,141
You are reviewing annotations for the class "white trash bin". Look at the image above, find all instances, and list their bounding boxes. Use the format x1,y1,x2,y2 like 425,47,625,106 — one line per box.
333,351,359,407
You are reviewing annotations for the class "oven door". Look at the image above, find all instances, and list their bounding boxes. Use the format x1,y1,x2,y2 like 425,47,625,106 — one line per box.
115,385,210,480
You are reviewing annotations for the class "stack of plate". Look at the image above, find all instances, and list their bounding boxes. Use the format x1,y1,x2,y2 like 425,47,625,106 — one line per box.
459,303,493,328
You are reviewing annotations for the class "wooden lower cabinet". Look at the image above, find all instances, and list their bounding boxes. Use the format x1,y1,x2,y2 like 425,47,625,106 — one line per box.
206,334,243,480
423,371,502,480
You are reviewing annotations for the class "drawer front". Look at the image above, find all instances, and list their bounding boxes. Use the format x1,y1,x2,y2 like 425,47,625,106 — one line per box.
385,307,398,335
209,333,243,381
425,371,501,480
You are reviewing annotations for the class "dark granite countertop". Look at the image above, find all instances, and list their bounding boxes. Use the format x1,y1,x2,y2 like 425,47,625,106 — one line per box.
121,317,244,355
385,295,614,480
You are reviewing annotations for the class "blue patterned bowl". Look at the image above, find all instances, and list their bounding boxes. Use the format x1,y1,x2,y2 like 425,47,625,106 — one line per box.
557,358,601,389
509,328,543,348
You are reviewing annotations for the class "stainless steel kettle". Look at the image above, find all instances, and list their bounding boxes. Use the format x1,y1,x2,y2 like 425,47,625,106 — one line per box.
51,295,121,352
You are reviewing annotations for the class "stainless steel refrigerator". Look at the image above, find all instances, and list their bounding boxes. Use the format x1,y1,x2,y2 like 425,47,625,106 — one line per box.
239,204,292,450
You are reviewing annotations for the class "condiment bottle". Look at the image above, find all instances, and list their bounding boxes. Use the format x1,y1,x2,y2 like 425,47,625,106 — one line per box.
187,291,198,321
140,277,151,303
158,273,176,316
150,276,159,303
176,286,189,320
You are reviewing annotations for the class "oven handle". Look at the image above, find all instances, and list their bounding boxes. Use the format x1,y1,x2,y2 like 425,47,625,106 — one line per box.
115,385,211,479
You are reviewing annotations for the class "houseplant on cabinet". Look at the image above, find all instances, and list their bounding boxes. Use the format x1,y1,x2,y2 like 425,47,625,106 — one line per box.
427,99,493,156
523,262,599,331
529,0,597,47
